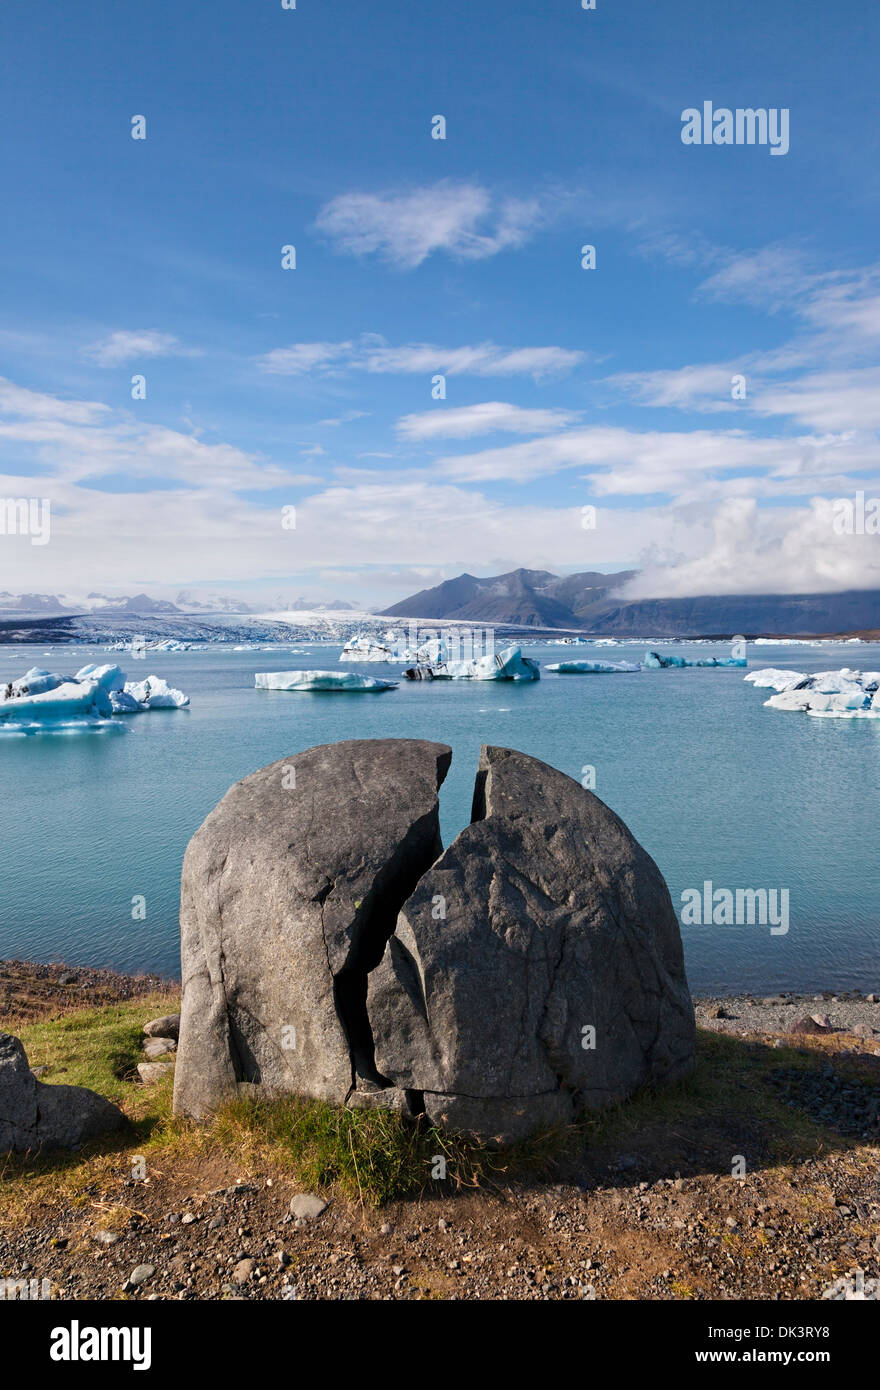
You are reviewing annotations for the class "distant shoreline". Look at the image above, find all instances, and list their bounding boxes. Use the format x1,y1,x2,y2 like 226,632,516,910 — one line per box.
0,612,879,645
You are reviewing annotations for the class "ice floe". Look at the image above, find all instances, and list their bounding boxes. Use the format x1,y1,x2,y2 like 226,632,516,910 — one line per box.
643,651,746,669
122,676,190,709
0,663,190,731
255,670,397,692
404,644,540,681
546,659,640,674
745,668,880,718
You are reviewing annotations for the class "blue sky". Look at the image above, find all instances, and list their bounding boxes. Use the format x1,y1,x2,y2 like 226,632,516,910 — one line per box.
1,0,879,608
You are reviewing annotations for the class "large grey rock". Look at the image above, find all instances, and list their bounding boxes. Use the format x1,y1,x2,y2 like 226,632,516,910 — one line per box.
0,1033,124,1153
173,739,452,1119
367,745,695,1142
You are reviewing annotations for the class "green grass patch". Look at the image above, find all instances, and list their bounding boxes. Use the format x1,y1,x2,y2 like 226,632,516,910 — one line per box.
0,996,869,1212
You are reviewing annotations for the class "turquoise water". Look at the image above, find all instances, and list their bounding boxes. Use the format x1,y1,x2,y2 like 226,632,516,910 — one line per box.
0,639,878,994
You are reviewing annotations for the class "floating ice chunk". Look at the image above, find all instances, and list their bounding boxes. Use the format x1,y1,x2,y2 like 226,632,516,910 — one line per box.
339,634,397,662
255,670,397,692
74,663,126,692
546,659,640,674
645,651,746,669
744,668,807,691
9,667,66,696
0,678,113,729
109,689,147,714
123,676,190,708
410,645,540,681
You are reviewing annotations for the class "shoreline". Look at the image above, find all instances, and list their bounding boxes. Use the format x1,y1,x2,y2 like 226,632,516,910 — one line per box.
2,959,878,1042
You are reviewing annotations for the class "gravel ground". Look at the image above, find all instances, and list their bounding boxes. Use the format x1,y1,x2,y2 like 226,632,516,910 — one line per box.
1,968,878,1301
695,989,880,1042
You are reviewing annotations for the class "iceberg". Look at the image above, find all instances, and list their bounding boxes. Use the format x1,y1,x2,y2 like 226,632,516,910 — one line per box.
0,677,115,732
74,663,126,692
747,667,880,717
405,645,540,682
643,651,746,669
546,659,640,674
744,668,807,692
123,676,190,709
339,633,397,663
255,670,397,692
0,662,190,729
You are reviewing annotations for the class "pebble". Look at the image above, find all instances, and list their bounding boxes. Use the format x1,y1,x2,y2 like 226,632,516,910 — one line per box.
232,1258,255,1284
127,1264,155,1288
289,1194,327,1221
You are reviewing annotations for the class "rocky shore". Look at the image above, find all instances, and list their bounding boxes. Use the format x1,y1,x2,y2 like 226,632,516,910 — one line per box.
0,961,878,1300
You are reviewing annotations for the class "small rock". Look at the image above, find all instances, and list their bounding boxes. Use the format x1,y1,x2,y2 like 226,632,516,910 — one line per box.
93,1230,121,1246
811,1013,833,1030
127,1264,155,1288
232,1258,255,1284
380,1223,392,1235
137,1061,175,1083
181,1212,197,1225
143,1014,181,1040
289,1194,327,1221
866,994,879,1004
30,1066,48,1077
851,1023,877,1039
57,972,77,986
142,1037,177,1060
789,1016,829,1035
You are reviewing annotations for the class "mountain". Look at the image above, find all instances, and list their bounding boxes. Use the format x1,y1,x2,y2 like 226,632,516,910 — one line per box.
382,568,637,628
271,596,357,612
174,590,255,614
382,569,880,637
84,593,182,615
0,592,69,614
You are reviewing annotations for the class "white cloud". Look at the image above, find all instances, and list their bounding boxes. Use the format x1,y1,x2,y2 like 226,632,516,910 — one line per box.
82,331,195,368
314,182,544,268
259,341,353,375
396,402,580,441
619,498,880,598
256,335,582,380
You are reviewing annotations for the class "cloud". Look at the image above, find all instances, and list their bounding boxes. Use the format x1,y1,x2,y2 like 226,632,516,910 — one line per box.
396,402,581,441
314,182,544,268
259,341,353,375
82,331,196,368
618,498,880,598
257,335,582,380
317,410,370,427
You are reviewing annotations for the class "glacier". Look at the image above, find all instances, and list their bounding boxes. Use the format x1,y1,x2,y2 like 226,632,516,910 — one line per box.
255,670,398,692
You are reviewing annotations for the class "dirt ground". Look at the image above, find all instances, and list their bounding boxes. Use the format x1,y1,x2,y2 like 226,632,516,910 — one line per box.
1,963,878,1301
